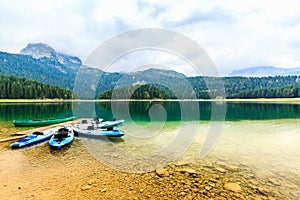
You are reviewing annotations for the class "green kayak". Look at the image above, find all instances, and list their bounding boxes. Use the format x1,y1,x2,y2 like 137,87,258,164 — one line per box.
13,116,76,127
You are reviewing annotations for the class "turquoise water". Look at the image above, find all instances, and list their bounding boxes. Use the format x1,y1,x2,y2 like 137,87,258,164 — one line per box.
1,101,299,121
0,101,300,197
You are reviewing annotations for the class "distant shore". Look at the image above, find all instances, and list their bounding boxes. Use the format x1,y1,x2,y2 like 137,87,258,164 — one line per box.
0,98,300,103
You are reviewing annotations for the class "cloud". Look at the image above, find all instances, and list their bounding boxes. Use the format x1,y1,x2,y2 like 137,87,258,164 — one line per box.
163,6,234,28
1,0,300,75
137,0,168,19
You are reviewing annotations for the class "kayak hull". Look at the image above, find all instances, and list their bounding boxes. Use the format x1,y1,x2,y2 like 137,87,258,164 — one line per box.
10,128,57,148
13,116,76,127
74,129,124,138
49,128,74,149
97,120,125,129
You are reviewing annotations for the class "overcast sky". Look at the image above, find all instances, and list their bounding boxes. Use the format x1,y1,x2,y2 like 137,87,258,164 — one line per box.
1,0,300,75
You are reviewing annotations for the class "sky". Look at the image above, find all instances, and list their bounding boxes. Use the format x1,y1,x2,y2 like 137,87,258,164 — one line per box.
1,0,300,76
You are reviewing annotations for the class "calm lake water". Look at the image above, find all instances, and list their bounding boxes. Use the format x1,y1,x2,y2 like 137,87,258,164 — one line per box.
0,101,300,197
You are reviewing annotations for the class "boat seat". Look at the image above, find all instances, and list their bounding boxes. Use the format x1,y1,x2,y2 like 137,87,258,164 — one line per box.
87,125,94,130
33,131,44,135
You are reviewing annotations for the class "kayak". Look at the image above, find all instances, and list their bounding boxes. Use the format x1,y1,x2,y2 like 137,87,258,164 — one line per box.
73,128,124,138
13,116,76,127
49,127,74,149
10,128,58,148
97,119,125,129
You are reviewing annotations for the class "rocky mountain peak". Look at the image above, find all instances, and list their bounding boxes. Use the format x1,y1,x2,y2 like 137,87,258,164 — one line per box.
20,43,57,59
20,42,82,67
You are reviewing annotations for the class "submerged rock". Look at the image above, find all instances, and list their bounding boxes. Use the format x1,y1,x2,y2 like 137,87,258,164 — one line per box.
258,187,271,196
224,164,239,172
178,168,197,175
224,183,242,192
156,169,169,177
174,160,190,166
268,178,281,186
81,185,92,191
215,167,226,173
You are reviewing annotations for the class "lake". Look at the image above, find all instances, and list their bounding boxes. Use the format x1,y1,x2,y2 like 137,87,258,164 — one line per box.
0,100,300,198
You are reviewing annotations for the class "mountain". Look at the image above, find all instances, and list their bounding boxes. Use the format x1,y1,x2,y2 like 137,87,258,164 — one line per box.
0,43,82,89
115,68,186,86
20,43,81,70
229,66,300,77
1,43,300,99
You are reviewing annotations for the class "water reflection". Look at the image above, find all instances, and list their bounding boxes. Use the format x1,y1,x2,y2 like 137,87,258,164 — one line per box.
92,101,300,121
0,101,299,122
0,103,73,122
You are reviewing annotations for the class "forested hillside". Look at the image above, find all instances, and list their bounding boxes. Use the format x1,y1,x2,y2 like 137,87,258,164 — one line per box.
1,43,300,99
189,76,300,99
98,76,300,99
98,84,172,99
0,74,73,99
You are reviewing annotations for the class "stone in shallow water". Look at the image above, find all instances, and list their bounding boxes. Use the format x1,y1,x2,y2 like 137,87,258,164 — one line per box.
224,183,242,192
100,188,107,192
156,169,169,177
216,161,226,166
174,160,190,166
258,187,271,196
215,167,226,173
224,164,239,172
81,185,92,191
268,178,281,186
178,168,197,175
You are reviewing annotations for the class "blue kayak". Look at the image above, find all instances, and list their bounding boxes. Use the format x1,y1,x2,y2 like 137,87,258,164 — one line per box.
11,128,57,148
49,127,74,149
74,128,124,138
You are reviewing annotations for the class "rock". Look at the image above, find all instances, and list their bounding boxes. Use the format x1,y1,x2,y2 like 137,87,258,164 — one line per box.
209,179,218,183
216,161,226,166
81,185,92,191
88,179,98,185
100,188,107,192
224,183,242,193
224,165,239,172
179,168,197,175
215,167,226,173
208,183,215,187
205,186,211,190
258,187,271,196
175,160,190,166
156,169,169,177
111,153,119,158
45,186,51,190
268,178,281,186
140,189,144,193
179,191,186,196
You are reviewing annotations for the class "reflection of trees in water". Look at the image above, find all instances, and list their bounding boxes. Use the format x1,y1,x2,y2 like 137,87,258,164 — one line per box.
1,102,299,122
97,101,184,121
227,103,300,120
95,102,300,121
0,103,73,121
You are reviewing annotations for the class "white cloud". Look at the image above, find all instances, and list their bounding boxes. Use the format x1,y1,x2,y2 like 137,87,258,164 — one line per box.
1,0,300,75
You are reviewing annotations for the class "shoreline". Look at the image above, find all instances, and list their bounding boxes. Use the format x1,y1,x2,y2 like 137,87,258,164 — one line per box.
0,140,296,199
0,98,300,103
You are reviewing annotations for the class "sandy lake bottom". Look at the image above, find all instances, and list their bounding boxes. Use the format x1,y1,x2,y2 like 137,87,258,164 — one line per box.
0,119,299,199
